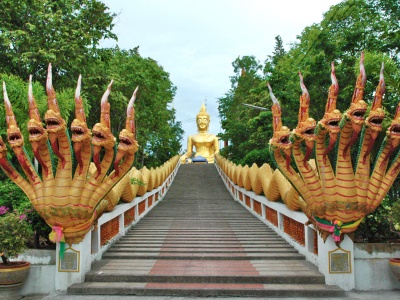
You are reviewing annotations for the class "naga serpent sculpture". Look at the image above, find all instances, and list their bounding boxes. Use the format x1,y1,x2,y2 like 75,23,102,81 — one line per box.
0,64,139,245
268,53,400,243
215,53,400,245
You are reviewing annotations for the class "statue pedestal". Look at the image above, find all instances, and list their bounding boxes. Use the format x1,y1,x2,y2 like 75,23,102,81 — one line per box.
192,156,208,164
55,231,92,291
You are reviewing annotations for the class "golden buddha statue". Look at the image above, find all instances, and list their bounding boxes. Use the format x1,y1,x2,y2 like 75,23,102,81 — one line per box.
181,104,219,163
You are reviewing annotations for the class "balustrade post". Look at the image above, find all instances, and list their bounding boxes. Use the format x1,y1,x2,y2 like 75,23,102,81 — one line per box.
277,212,284,231
55,231,92,291
317,234,355,291
91,225,100,254
304,225,315,255
118,213,124,236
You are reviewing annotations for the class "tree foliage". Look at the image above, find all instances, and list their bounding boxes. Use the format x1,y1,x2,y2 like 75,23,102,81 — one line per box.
0,1,183,169
0,0,117,87
218,0,400,241
83,47,182,167
219,0,400,165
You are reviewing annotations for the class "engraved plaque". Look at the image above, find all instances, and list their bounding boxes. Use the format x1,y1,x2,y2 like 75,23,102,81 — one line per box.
329,248,351,274
58,247,80,272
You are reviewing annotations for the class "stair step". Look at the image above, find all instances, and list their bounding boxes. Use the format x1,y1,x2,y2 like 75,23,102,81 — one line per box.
108,247,297,253
85,274,325,284
68,281,345,298
67,164,343,298
102,252,304,260
115,240,289,245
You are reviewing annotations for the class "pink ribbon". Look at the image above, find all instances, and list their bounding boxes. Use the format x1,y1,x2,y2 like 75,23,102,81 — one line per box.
50,226,64,243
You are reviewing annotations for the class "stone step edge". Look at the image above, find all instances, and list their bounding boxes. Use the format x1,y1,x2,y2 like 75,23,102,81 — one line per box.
101,254,305,260
113,244,292,247
67,282,345,298
115,241,288,245
120,237,285,240
106,249,298,254
84,274,325,284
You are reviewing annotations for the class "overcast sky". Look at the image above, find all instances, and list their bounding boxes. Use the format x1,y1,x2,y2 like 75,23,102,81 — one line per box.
101,0,342,151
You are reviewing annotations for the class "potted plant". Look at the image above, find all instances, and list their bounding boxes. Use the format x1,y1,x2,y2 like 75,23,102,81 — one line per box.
0,206,32,299
389,200,400,281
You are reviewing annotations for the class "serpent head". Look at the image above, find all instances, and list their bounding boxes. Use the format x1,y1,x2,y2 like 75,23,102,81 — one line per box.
268,83,292,170
71,75,92,174
28,76,48,144
293,73,316,164
44,64,67,167
318,63,342,158
3,82,35,181
27,75,50,175
113,87,139,177
363,64,385,163
92,80,116,177
386,102,400,153
3,82,24,149
343,53,367,156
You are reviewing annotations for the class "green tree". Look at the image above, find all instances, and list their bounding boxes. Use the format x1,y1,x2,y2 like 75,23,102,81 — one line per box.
0,0,116,87
219,0,400,242
83,47,182,167
218,56,269,164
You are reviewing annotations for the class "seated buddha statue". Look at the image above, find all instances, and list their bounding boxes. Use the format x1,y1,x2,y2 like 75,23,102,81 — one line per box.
181,104,219,164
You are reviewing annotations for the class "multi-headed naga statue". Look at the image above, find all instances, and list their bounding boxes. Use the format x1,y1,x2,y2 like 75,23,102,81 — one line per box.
268,53,400,243
0,64,139,245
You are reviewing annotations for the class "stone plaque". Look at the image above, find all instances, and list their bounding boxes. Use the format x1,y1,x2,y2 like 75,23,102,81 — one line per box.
58,247,80,272
329,248,351,274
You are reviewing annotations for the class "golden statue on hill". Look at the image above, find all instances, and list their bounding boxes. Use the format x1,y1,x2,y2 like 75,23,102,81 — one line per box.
181,103,219,163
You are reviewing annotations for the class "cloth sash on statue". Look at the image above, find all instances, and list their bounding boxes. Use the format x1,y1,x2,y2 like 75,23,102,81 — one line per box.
49,212,97,258
312,216,363,242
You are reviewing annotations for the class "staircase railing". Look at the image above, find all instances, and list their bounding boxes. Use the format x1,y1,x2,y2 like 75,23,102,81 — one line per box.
214,159,319,264
214,157,358,291
91,159,181,261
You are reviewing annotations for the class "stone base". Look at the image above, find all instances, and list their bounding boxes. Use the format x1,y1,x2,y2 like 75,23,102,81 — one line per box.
0,282,22,300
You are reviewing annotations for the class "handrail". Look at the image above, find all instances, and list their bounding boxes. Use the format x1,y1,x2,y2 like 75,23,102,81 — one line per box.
90,159,181,262
214,159,319,266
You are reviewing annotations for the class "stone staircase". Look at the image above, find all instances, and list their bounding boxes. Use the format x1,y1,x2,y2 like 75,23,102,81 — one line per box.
68,164,345,297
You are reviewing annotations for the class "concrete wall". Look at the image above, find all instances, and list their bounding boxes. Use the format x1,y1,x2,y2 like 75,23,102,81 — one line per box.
354,243,400,290
17,249,56,295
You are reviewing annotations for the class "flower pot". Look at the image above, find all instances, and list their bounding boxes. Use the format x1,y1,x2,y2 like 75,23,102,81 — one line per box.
0,261,30,300
389,258,400,281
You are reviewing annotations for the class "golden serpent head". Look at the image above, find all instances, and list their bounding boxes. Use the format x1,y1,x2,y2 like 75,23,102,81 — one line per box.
71,118,91,143
28,119,48,143
117,129,138,155
44,109,67,134
92,123,115,149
